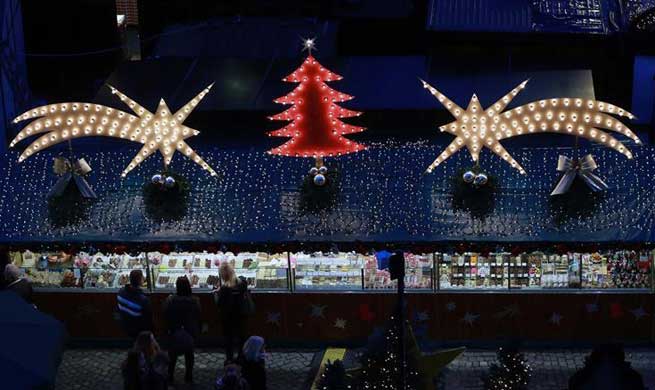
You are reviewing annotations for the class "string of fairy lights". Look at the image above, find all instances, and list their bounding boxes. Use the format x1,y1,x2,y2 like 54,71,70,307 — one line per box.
0,138,651,242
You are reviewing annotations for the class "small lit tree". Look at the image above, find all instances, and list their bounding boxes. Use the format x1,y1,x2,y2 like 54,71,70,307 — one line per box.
483,347,532,390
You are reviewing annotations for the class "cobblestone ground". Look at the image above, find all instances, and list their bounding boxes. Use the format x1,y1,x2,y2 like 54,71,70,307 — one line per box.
55,349,317,390
56,347,655,389
442,349,655,390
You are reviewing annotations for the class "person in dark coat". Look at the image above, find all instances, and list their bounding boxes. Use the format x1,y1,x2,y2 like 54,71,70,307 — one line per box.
163,276,200,384
122,331,169,390
239,336,267,390
215,362,250,390
569,344,645,390
3,264,33,305
213,262,248,361
117,270,153,339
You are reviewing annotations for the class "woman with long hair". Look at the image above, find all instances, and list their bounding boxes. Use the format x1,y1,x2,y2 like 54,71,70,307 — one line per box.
213,262,248,361
163,275,201,384
122,331,169,390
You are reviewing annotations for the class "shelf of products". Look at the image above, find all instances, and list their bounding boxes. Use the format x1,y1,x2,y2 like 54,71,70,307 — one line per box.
439,253,508,289
6,249,654,292
292,252,363,290
81,252,148,289
363,253,433,290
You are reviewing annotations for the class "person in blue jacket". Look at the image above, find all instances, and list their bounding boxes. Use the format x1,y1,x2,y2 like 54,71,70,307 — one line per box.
117,270,153,339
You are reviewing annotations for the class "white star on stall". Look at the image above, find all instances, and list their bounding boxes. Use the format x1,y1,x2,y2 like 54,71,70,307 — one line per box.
334,318,347,329
630,306,647,320
266,312,281,326
460,312,479,326
310,304,327,318
11,84,218,177
416,311,430,322
549,312,563,325
445,302,457,312
585,303,599,313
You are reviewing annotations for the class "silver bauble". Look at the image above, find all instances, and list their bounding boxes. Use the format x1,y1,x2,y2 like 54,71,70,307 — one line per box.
463,171,475,183
164,176,176,188
313,174,326,186
474,173,488,186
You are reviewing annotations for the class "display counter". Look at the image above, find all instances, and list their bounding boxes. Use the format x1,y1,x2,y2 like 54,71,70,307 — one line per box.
10,249,653,293
8,248,655,344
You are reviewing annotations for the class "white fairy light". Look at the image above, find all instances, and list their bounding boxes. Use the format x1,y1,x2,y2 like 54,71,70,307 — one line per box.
11,84,218,177
420,79,641,174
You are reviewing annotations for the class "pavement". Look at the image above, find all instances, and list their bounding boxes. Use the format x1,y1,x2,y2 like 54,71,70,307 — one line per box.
55,348,318,390
55,347,655,390
441,349,655,390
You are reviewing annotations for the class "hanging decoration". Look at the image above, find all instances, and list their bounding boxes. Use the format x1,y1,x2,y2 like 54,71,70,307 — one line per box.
420,79,641,174
142,171,190,222
49,156,96,199
550,154,608,196
266,39,366,159
451,166,498,220
299,158,341,214
10,84,218,177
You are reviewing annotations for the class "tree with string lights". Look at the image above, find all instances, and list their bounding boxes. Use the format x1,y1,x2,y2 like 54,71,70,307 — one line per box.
267,39,366,185
482,347,532,390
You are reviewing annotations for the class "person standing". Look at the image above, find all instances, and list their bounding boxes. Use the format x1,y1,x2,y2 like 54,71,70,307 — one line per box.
117,270,153,339
163,276,200,384
213,262,248,361
122,331,169,390
239,336,267,390
3,264,33,305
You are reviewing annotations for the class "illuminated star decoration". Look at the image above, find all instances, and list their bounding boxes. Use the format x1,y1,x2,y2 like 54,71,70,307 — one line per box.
10,84,218,177
302,37,316,54
420,79,641,174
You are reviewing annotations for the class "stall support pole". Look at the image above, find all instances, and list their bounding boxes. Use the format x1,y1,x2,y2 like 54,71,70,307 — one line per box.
397,272,406,389
287,252,294,292
434,253,439,292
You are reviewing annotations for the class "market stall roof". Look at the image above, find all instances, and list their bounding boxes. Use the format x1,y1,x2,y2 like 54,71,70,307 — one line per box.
0,138,650,244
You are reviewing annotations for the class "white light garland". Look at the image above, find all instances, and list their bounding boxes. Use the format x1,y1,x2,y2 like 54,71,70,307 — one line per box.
421,79,641,174
11,84,218,177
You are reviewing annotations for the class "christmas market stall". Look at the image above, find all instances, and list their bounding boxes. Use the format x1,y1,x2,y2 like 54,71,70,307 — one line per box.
1,49,653,345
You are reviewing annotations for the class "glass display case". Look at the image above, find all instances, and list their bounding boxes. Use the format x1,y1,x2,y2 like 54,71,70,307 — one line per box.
510,253,543,289
149,252,217,290
604,251,650,289
439,253,508,290
7,249,653,292
293,252,363,290
363,252,433,290
11,250,80,288
81,252,148,289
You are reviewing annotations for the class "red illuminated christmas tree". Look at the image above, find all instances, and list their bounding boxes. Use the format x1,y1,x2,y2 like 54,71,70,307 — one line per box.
267,41,366,158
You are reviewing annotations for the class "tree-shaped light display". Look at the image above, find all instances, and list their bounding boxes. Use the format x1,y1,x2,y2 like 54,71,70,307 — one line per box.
267,41,366,158
421,79,641,174
11,84,217,177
